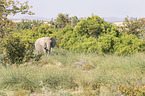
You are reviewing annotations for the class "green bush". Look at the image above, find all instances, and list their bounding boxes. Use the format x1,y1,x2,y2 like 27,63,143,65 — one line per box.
54,15,124,54
68,36,99,53
74,15,112,38
53,24,100,53
2,36,34,65
12,25,55,44
96,33,145,55
52,25,73,47
10,15,145,55
12,29,37,44
121,17,145,39
2,36,26,64
32,24,55,35
97,34,115,54
15,19,44,30
58,30,99,53
114,33,144,55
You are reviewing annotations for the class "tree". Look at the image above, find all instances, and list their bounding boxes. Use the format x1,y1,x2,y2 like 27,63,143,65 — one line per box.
121,17,145,39
15,19,44,30
74,15,112,38
3,36,35,65
0,0,34,37
70,16,80,27
54,13,70,29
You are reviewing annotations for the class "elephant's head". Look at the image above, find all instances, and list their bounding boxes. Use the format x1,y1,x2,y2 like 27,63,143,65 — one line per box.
50,37,56,48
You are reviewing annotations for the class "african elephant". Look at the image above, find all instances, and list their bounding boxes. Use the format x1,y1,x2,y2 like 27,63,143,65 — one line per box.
35,37,56,54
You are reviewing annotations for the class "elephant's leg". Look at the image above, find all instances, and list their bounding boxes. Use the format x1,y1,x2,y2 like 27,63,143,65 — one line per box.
47,50,50,54
43,48,46,53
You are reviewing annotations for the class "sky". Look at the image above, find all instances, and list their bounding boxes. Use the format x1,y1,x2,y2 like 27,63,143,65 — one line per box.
8,0,145,20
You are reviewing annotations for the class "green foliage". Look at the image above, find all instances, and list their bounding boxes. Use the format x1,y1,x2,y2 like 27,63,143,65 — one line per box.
97,25,121,54
51,15,145,55
97,33,144,55
114,33,144,55
68,36,99,53
12,29,36,43
52,25,73,47
74,15,112,38
50,13,80,29
70,16,80,27
97,34,115,54
2,36,34,65
0,0,34,38
53,24,100,53
0,0,34,17
2,36,26,64
12,24,55,44
15,19,44,30
32,24,55,35
0,19,16,38
121,17,145,39
54,13,71,29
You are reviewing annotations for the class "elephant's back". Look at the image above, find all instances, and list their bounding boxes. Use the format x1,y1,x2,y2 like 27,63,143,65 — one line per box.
35,37,50,44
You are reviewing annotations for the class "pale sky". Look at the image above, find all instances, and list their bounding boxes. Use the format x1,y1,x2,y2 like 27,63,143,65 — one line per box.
8,0,145,19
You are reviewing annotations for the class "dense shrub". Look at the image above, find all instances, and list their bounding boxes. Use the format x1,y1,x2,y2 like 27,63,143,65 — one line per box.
8,15,145,55
56,27,99,53
2,36,26,64
52,25,73,47
2,36,34,65
55,17,145,55
13,29,38,43
32,24,55,35
74,15,112,38
54,15,124,54
97,34,115,54
114,33,144,55
69,36,99,53
13,25,55,44
54,13,71,29
15,19,44,30
121,17,145,39
59,31,144,55
97,33,144,55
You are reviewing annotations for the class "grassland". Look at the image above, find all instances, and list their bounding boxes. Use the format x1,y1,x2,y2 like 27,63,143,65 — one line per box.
0,49,144,95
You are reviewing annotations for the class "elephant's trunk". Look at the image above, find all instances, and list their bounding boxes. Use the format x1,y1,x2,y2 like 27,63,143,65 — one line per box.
46,39,51,54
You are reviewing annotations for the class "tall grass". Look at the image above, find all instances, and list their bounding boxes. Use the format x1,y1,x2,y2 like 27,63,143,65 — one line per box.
0,51,144,95
0,66,39,91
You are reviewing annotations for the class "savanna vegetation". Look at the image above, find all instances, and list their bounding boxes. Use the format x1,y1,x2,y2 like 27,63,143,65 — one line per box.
0,0,145,95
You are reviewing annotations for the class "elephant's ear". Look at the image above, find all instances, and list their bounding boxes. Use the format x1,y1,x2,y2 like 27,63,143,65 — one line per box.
50,37,56,48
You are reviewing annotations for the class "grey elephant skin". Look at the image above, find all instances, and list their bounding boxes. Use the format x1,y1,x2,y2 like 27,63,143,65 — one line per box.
35,37,56,54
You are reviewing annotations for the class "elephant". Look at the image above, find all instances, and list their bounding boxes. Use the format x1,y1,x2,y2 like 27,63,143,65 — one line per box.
35,37,56,54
